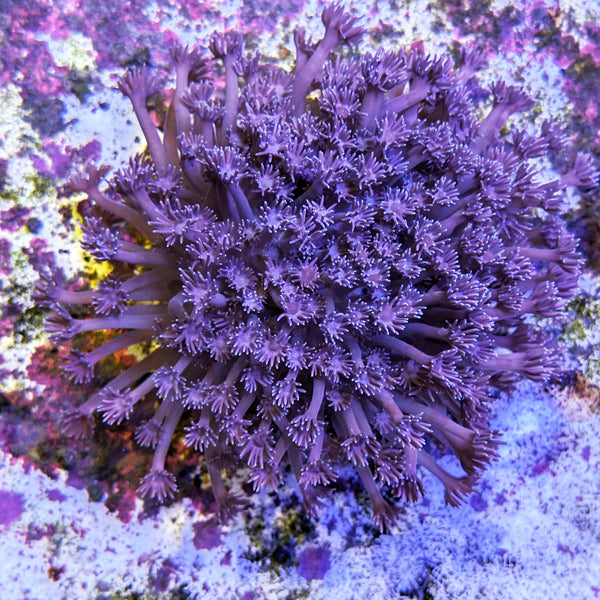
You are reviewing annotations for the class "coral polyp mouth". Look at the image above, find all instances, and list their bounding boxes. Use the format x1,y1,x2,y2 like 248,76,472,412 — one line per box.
37,3,589,530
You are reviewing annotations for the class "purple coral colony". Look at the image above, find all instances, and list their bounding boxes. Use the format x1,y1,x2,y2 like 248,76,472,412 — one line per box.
35,4,593,530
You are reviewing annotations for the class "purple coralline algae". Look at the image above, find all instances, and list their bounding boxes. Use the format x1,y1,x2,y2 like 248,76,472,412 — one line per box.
0,490,25,529
297,545,331,580
35,4,595,530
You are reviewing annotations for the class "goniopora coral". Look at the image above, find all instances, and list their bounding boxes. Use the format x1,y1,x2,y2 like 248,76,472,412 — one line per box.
36,5,595,529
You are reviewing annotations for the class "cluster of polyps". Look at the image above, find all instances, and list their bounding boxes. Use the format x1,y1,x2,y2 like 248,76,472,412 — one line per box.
38,4,592,529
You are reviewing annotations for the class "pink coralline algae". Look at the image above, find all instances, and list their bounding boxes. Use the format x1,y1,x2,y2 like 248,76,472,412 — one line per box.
36,5,595,529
